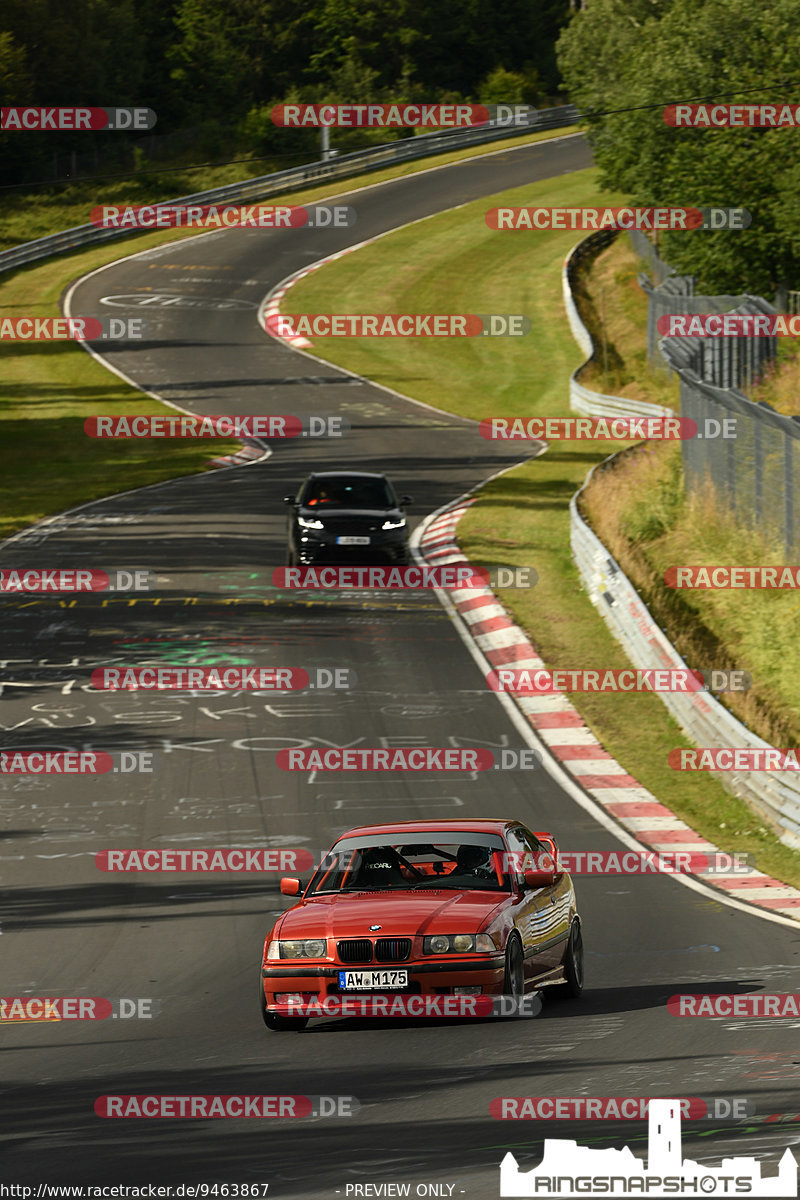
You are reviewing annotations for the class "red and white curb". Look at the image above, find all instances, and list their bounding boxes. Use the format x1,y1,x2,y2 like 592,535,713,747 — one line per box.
206,439,268,470
419,498,800,921
261,239,377,350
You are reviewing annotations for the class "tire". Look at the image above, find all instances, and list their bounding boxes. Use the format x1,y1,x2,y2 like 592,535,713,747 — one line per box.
285,548,296,567
553,920,584,999
502,935,525,1001
259,979,308,1031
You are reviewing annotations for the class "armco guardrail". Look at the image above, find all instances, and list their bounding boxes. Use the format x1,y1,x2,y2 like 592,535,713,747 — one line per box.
563,230,800,849
0,105,579,277
570,477,800,849
562,229,674,421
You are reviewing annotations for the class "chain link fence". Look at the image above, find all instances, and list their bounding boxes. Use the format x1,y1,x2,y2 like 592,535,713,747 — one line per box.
626,229,797,554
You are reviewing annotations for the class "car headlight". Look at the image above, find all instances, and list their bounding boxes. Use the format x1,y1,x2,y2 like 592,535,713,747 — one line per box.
267,939,327,959
298,516,324,530
423,934,495,954
381,518,406,530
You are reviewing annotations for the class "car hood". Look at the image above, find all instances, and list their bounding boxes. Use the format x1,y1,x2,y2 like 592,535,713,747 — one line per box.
298,507,403,522
276,889,505,938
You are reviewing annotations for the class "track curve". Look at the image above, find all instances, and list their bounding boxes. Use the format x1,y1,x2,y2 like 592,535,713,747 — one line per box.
2,135,799,1199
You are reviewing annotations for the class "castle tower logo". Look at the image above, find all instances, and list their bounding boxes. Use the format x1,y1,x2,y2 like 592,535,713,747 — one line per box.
500,1098,797,1197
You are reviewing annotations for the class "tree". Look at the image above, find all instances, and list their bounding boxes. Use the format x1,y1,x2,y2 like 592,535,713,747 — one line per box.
557,0,800,295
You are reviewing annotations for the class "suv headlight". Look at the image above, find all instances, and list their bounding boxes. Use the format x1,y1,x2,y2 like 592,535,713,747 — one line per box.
382,518,406,530
423,934,494,954
267,938,327,959
298,516,324,530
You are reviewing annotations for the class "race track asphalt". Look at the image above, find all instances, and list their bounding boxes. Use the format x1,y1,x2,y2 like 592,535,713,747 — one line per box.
2,133,799,1199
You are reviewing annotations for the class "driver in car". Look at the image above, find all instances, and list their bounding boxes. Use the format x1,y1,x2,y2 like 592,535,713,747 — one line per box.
453,844,496,882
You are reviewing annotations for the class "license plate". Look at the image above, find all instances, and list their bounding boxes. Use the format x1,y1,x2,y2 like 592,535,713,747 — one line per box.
336,536,371,545
338,969,408,990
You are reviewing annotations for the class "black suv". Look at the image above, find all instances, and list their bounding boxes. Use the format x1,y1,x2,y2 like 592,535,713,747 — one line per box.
284,471,412,565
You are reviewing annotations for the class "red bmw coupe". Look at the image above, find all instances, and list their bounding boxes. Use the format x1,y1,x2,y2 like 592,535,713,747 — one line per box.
259,818,583,1030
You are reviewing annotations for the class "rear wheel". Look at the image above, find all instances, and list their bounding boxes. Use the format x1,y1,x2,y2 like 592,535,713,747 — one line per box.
259,980,308,1031
553,920,584,999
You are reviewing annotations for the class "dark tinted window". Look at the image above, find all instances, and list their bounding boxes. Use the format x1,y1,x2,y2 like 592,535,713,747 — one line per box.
301,477,395,509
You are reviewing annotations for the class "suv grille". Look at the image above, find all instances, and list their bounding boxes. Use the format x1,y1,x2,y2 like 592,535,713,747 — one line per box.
375,937,411,962
337,938,373,963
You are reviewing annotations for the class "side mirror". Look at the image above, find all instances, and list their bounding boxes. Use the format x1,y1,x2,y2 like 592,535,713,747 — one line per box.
400,495,413,506
532,833,563,878
283,495,297,506
524,867,556,889
280,877,301,896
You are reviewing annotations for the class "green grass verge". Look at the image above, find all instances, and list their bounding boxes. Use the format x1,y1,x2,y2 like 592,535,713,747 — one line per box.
276,165,800,889
0,124,580,251
0,125,579,542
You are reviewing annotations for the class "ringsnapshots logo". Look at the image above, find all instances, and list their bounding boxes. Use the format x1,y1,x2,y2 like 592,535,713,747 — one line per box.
664,103,800,128
91,204,355,229
83,415,346,439
269,314,529,337
1,107,156,131
0,569,153,593
498,1098,798,1197
486,206,751,231
94,1095,358,1119
0,316,145,340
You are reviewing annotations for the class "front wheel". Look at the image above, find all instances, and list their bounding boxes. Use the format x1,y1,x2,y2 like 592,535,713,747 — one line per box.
554,920,584,999
259,980,308,1031
502,935,525,1001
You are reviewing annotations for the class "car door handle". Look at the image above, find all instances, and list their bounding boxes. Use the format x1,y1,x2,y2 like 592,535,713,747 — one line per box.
550,894,556,904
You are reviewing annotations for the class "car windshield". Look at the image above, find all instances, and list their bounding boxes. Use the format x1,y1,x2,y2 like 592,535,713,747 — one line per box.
305,837,510,895
302,477,395,509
